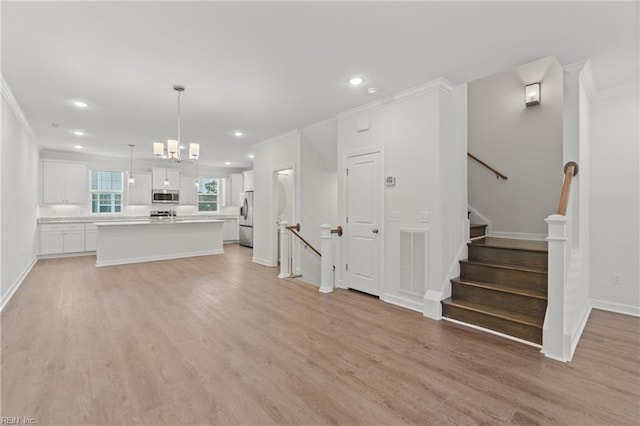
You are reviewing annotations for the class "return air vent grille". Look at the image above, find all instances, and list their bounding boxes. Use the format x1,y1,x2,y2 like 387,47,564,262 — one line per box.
399,228,428,297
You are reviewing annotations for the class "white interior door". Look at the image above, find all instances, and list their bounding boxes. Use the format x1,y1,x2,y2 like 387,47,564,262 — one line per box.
345,151,382,296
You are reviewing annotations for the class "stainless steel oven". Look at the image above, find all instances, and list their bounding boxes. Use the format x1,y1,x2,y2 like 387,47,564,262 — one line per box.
152,189,179,204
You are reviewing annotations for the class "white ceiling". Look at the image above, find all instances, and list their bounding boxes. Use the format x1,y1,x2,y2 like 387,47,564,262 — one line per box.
2,1,638,167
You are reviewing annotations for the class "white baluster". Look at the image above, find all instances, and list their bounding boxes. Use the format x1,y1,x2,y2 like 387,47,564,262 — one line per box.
278,221,291,279
319,224,333,293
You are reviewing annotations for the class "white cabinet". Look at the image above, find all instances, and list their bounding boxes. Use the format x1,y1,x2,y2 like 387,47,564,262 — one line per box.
42,161,88,204
85,224,97,251
152,168,180,190
243,170,254,191
179,175,198,205
228,173,244,205
223,218,239,242
39,224,86,255
128,173,152,205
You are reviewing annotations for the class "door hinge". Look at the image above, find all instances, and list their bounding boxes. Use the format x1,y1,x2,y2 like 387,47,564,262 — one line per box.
346,264,349,271
346,216,348,223
345,168,349,176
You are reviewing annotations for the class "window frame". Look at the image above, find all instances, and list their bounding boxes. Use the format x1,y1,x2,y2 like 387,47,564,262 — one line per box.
197,177,220,213
90,169,124,215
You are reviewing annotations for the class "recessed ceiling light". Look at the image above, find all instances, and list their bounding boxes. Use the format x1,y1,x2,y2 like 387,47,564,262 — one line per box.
348,76,365,86
225,161,231,165
73,101,88,108
74,145,83,149
234,131,244,137
249,154,254,159
368,87,378,95
73,130,85,136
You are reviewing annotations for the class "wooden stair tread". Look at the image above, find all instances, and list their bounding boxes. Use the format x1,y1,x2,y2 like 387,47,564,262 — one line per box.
469,237,548,253
461,259,548,275
451,278,547,300
442,298,543,328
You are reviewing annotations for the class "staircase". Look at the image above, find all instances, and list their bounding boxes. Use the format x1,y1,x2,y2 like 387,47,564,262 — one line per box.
442,231,548,345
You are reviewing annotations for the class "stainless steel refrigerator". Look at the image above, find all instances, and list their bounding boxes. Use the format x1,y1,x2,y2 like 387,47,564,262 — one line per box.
239,191,254,248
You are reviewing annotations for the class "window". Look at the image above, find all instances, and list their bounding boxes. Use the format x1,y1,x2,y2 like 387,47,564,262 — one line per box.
197,177,219,212
90,170,123,213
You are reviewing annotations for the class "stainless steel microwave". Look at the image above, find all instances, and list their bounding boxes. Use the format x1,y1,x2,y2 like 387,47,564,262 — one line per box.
152,189,179,204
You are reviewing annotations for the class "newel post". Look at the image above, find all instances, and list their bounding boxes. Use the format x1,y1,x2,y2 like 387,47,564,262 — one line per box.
542,214,569,361
278,221,290,279
319,224,334,294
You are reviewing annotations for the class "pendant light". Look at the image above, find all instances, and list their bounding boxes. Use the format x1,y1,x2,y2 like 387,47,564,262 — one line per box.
128,144,135,184
164,168,170,188
152,85,200,163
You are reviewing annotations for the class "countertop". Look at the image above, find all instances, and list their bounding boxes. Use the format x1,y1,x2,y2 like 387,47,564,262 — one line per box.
95,219,225,226
38,214,239,224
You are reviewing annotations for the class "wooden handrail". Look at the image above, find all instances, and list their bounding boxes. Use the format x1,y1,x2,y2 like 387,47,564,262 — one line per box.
331,226,343,237
286,223,321,257
557,161,579,215
468,153,508,180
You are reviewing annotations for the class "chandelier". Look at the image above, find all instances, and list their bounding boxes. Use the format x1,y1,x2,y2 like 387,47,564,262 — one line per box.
153,85,200,162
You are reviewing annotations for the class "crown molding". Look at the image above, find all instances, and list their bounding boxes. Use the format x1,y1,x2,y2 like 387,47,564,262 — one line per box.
593,83,639,100
251,129,299,149
336,77,456,119
578,61,597,100
1,74,37,141
562,60,589,76
563,60,638,100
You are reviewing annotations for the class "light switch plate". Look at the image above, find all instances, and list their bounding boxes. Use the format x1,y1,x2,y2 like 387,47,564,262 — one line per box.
388,211,400,222
419,211,430,223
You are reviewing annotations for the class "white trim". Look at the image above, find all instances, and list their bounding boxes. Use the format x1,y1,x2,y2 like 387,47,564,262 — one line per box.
96,250,223,267
336,77,455,119
336,279,347,289
381,293,423,313
562,60,588,76
467,205,492,236
442,317,542,349
562,60,639,101
490,231,547,241
1,75,37,142
590,299,640,317
579,61,597,100
252,257,275,267
251,129,299,149
569,303,593,359
1,257,38,312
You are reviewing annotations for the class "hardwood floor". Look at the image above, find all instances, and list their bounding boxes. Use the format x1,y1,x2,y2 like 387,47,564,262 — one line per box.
2,245,639,425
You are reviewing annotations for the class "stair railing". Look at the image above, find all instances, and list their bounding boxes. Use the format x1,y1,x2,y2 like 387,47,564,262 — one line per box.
543,161,579,362
278,222,342,294
468,152,508,180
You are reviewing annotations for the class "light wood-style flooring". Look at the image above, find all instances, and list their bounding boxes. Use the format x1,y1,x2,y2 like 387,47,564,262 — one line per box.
2,244,639,425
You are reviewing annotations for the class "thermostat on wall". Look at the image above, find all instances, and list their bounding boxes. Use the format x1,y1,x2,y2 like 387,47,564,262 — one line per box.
386,176,396,186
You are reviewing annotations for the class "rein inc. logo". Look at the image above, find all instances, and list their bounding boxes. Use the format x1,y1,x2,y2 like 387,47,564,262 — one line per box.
1,417,37,425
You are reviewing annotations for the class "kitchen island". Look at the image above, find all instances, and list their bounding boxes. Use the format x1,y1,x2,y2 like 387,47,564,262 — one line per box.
95,219,224,267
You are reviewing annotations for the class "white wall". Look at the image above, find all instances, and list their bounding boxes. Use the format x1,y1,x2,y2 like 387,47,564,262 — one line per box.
252,131,300,267
468,56,563,237
589,90,640,311
337,80,465,312
1,88,40,307
38,149,246,217
298,118,338,286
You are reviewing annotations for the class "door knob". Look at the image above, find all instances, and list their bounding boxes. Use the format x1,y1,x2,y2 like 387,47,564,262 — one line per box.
372,228,379,234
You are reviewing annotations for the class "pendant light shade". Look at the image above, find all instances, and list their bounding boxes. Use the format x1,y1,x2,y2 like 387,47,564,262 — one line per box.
167,139,179,159
189,143,200,159
153,142,164,156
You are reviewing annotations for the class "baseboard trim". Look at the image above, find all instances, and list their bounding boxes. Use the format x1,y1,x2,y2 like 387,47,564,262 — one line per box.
38,251,95,260
96,250,224,267
381,293,423,313
590,299,640,317
336,279,347,289
1,256,38,312
569,303,593,360
490,231,547,241
252,257,275,267
442,317,542,349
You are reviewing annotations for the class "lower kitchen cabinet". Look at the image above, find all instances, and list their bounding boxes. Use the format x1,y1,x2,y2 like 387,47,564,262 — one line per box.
39,224,86,255
223,219,239,242
84,223,98,251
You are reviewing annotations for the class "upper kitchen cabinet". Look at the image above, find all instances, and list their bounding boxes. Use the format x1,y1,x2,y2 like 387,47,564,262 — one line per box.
42,160,88,204
127,173,152,205
243,170,254,192
152,168,180,190
227,173,244,205
179,175,198,205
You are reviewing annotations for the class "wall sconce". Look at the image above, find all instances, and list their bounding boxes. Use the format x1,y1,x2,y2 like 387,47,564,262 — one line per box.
525,83,541,106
